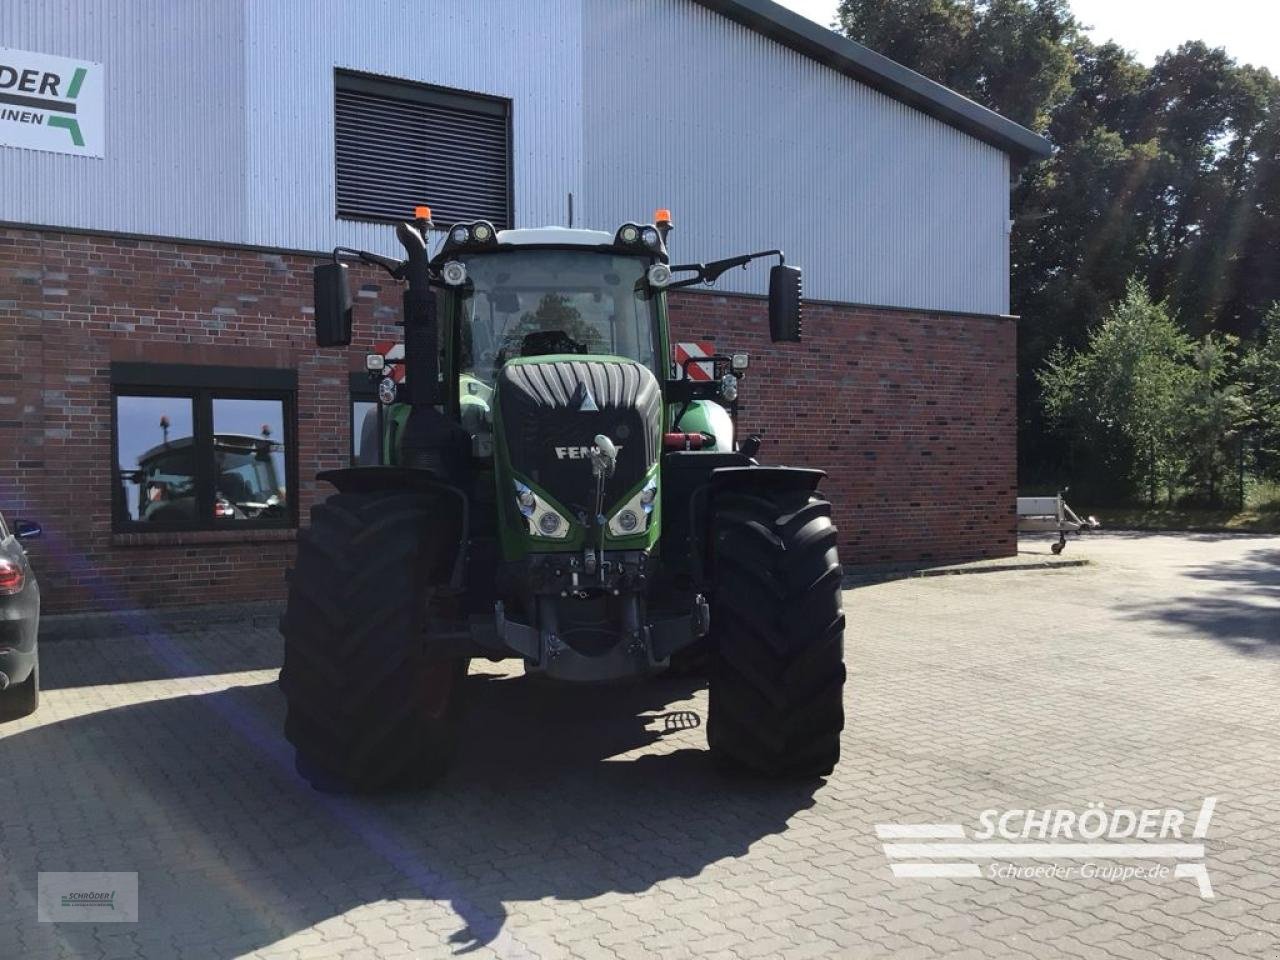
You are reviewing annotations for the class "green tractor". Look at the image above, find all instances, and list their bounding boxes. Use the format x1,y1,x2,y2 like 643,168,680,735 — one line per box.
281,208,846,791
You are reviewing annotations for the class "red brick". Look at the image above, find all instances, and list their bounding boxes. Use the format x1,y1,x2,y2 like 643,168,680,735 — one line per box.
1,227,1015,614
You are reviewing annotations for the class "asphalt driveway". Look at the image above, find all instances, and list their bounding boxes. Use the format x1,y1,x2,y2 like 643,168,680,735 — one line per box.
0,532,1277,959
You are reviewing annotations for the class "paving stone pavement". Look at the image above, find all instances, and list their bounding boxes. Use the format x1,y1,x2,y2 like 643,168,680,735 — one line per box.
1,532,1277,959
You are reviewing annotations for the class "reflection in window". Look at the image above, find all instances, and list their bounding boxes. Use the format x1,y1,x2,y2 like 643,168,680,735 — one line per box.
211,398,289,522
352,400,379,465
113,386,294,529
116,396,197,523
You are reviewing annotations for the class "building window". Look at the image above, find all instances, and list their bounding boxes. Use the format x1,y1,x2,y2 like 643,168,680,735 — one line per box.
112,364,297,531
335,70,512,228
352,399,379,465
349,373,382,466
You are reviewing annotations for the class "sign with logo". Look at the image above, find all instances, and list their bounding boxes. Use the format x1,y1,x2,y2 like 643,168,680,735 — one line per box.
0,47,104,157
38,872,138,922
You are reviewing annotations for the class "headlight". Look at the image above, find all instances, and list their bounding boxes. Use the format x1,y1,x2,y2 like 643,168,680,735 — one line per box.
720,373,738,403
647,263,672,288
441,260,468,286
639,478,657,512
378,376,398,405
450,225,470,245
618,224,640,244
641,227,660,248
513,479,570,539
608,475,658,537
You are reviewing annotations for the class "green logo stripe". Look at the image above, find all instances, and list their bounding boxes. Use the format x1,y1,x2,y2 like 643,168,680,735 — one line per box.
65,67,86,100
49,116,84,146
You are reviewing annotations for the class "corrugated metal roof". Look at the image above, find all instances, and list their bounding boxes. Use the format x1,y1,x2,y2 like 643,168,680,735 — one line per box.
692,0,1054,163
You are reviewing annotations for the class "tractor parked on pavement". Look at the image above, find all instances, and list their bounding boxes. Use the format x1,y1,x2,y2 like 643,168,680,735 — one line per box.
280,206,846,791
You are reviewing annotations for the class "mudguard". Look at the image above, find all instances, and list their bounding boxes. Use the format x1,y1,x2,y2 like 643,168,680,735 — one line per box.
709,465,826,498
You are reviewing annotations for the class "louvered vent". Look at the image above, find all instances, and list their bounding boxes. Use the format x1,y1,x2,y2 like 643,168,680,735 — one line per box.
335,72,511,228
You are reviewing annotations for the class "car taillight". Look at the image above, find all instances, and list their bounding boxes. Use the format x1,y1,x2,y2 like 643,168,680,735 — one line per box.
0,559,24,596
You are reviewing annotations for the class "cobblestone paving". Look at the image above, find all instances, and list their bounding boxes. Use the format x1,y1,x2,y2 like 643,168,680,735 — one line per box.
1,533,1277,959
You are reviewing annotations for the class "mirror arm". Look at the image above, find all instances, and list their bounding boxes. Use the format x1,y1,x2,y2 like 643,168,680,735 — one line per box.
331,246,406,281
667,250,785,289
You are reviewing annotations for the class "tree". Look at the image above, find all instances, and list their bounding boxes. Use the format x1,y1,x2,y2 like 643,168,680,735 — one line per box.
1242,303,1280,481
1179,335,1251,504
837,2,1280,499
834,0,1078,129
1039,281,1195,503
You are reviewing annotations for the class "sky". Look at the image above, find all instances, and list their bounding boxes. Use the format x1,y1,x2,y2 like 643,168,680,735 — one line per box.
773,0,1280,74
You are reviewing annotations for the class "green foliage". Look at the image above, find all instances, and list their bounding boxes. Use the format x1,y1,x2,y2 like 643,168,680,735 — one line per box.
837,1,1280,501
1242,303,1280,478
834,0,1078,129
1181,334,1250,503
1039,281,1195,502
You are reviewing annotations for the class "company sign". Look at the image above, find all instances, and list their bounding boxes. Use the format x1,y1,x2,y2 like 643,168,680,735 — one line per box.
0,47,103,157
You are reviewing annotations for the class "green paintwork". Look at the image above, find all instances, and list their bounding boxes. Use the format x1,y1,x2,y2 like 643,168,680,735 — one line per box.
385,252,675,562
381,402,412,465
491,354,662,560
670,399,734,451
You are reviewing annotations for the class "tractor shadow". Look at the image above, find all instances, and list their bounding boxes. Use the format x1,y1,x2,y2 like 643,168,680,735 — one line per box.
0,661,822,957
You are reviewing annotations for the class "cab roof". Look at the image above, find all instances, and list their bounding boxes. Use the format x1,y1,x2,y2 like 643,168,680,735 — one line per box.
494,227,615,247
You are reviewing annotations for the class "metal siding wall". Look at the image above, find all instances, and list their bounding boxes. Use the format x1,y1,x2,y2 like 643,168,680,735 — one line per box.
241,0,583,262
0,0,247,243
581,0,1011,314
2,0,1010,314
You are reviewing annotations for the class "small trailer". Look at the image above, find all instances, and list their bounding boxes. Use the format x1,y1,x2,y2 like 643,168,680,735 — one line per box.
1017,493,1100,554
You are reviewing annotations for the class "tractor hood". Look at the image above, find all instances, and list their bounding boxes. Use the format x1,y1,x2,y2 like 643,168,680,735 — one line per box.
494,356,661,540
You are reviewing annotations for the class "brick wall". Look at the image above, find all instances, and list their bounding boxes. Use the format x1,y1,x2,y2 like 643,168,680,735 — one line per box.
668,293,1017,567
0,227,1015,614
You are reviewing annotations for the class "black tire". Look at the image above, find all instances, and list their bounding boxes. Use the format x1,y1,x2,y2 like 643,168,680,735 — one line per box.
0,661,39,721
1051,541,1065,555
280,490,466,792
707,488,845,778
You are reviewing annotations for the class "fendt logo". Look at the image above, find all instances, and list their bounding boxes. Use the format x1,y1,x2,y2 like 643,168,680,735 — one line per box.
0,48,104,158
555,445,623,460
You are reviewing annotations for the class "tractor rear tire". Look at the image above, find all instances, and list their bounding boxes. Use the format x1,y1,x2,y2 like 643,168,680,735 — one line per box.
280,490,466,793
707,488,845,778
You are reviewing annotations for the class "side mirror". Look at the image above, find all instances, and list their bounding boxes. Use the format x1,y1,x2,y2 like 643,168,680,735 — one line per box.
313,262,353,347
14,520,41,540
768,264,803,343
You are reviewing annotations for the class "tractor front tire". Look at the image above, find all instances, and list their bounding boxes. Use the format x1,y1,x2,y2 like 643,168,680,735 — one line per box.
280,490,466,792
707,487,846,778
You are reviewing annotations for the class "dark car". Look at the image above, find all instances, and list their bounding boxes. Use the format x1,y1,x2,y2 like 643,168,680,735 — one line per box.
0,511,41,720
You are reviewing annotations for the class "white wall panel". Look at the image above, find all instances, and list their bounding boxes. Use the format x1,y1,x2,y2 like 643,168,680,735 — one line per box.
0,0,247,243
1,0,1012,314
581,0,1011,314
240,0,583,263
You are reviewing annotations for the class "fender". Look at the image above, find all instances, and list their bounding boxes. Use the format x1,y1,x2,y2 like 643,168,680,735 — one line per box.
316,466,470,590
709,464,826,498
687,464,827,586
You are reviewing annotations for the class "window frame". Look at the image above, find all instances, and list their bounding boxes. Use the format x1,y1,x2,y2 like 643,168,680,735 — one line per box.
110,364,299,534
333,68,514,229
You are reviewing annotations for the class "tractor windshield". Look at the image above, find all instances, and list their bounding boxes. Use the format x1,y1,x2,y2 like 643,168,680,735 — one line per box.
454,250,659,387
